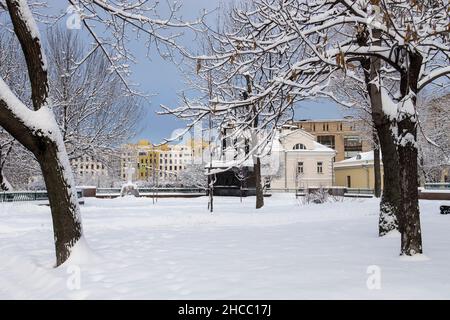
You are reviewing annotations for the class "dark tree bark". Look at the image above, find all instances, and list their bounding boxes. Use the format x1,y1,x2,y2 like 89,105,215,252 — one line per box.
254,157,264,209
397,50,423,255
245,74,264,209
376,119,401,236
373,132,381,198
359,28,400,236
1,0,83,266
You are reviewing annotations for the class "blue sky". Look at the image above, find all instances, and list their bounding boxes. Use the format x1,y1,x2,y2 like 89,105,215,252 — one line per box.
46,0,349,144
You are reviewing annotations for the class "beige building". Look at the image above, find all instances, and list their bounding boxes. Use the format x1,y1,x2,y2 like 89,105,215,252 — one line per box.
290,117,372,161
269,127,336,190
334,151,383,189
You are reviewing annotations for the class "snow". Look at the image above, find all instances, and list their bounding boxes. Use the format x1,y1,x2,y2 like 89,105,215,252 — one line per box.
381,87,398,121
0,74,83,238
1,194,450,299
335,150,381,167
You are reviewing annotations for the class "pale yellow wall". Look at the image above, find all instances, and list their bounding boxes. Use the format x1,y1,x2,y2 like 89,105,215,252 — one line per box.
270,152,334,189
335,165,384,189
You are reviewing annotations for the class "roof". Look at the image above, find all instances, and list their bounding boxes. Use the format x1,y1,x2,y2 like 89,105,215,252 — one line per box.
293,116,357,123
277,128,336,153
334,151,382,168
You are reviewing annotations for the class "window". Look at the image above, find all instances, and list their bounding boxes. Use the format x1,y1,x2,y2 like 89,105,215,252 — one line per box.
297,161,304,174
317,135,335,149
344,135,363,159
347,176,351,188
293,143,306,150
317,162,323,174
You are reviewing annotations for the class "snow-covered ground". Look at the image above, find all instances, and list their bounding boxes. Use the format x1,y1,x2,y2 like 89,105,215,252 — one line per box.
0,194,449,299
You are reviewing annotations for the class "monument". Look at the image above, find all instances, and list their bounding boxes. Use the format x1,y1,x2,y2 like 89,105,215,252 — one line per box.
120,164,140,197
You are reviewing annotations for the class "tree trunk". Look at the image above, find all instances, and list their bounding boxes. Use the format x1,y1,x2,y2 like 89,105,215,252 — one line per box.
37,139,83,266
2,0,83,266
254,156,264,209
397,117,422,255
361,38,400,236
373,133,381,198
397,51,423,255
376,121,400,236
245,73,264,209
0,101,84,266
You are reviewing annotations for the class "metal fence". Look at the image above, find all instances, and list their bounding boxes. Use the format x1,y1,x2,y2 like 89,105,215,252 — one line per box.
96,187,206,195
424,183,450,190
0,190,83,203
345,188,374,195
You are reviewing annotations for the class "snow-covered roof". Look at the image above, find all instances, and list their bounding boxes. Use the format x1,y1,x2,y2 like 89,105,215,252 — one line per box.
334,151,381,168
294,116,357,122
277,128,335,153
311,141,335,152
206,158,254,169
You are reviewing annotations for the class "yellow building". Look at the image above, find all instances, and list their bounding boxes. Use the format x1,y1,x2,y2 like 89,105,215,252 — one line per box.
291,117,372,162
334,151,383,189
120,139,198,182
120,139,158,180
137,142,160,180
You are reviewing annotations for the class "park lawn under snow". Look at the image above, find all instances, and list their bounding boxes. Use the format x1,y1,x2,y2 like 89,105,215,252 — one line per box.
0,194,450,299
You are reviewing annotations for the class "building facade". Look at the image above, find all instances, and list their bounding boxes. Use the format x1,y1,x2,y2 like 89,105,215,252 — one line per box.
269,127,336,190
290,117,372,161
120,139,194,182
71,155,109,186
334,151,383,189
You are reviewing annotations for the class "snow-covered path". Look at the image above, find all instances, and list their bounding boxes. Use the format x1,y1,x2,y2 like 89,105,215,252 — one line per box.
0,194,449,299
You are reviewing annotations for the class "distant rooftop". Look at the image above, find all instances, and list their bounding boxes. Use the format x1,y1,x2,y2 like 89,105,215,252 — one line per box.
293,116,357,122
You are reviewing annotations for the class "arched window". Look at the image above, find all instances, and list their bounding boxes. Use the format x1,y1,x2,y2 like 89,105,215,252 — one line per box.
293,143,306,150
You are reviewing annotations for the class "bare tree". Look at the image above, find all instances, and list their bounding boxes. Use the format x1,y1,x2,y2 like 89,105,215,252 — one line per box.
46,26,144,162
418,92,450,183
163,0,450,255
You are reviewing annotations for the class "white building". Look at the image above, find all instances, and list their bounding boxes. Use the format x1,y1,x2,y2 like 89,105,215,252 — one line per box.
268,127,336,190
157,144,193,179
71,155,109,186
